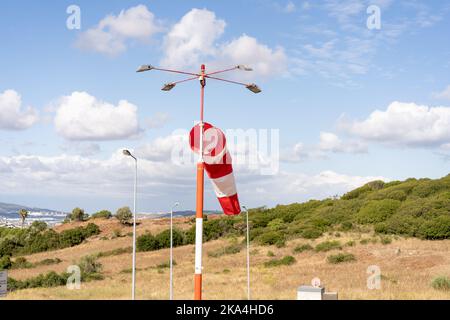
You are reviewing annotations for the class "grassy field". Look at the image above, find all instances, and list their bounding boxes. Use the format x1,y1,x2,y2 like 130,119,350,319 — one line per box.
3,217,450,300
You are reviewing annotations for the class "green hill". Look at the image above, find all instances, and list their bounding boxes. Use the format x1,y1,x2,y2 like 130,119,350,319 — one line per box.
245,174,450,243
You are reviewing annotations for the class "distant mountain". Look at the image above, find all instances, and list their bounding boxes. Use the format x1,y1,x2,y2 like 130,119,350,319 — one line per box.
139,210,221,219
0,202,61,215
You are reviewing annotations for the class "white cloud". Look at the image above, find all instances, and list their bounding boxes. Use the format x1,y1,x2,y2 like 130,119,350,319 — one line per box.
0,147,387,211
161,8,226,69
54,91,141,141
219,35,287,77
0,89,38,130
319,132,367,154
76,5,162,55
135,131,189,162
161,9,287,77
433,85,450,100
340,101,450,148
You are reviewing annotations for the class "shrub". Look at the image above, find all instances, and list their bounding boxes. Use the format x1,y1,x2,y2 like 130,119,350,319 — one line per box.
82,223,100,237
115,207,133,225
91,210,112,219
345,240,355,247
11,257,32,269
0,255,12,270
156,260,177,269
155,229,185,249
356,200,401,224
264,255,296,267
208,244,242,258
293,244,313,253
339,221,353,231
315,240,342,252
78,255,103,280
96,247,132,258
30,221,47,232
137,233,159,252
267,251,275,257
418,216,450,240
299,226,323,239
256,231,285,246
327,253,356,264
375,215,422,237
431,276,450,291
70,207,86,221
380,236,392,245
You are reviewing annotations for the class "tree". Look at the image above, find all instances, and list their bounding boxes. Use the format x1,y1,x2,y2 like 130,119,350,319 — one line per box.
70,207,85,222
19,209,29,228
115,207,133,225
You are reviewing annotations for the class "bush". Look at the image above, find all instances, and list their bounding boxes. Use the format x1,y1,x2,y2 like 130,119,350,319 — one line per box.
356,200,401,224
70,207,86,221
208,244,242,258
91,210,112,219
115,207,133,225
380,236,392,245
375,215,422,237
137,233,160,252
78,255,103,280
264,255,296,267
0,255,12,270
11,257,32,269
293,244,313,253
418,216,450,240
327,253,356,264
30,221,47,232
431,276,450,291
299,226,323,239
315,240,342,252
155,229,185,249
256,231,285,247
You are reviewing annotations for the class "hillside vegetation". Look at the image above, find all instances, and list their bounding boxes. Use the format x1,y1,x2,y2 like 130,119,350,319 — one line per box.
1,174,449,299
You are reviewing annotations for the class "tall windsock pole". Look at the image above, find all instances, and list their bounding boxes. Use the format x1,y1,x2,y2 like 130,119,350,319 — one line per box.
195,64,206,300
136,62,261,301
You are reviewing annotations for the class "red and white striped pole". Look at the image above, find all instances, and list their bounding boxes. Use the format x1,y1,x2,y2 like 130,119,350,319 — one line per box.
194,64,206,300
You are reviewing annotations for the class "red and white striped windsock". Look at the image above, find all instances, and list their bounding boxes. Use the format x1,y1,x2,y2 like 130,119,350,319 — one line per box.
189,122,241,216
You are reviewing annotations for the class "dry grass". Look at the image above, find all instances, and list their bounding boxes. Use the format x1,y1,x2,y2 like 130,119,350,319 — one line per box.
4,219,450,300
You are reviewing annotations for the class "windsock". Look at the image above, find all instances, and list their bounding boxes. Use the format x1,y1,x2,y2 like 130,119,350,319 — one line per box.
189,122,241,216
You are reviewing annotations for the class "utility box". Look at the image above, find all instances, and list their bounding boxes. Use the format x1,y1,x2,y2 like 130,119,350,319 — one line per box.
0,271,7,297
297,285,324,300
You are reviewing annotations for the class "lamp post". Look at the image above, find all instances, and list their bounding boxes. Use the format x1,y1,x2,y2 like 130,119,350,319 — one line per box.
243,206,251,300
137,64,261,300
170,201,180,301
123,149,138,300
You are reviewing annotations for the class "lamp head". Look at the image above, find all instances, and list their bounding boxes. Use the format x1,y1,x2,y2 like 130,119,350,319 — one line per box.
137,65,154,73
237,65,253,71
123,149,132,157
162,83,176,91
246,84,262,94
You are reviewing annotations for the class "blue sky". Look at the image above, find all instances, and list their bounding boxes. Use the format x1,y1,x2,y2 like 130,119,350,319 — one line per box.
0,0,449,213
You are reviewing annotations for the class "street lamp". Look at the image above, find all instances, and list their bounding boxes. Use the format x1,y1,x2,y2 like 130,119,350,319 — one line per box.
137,63,261,301
242,205,251,300
170,201,180,301
123,149,138,300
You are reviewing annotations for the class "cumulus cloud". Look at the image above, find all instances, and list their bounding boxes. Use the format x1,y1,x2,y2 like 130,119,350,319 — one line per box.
0,147,387,211
0,89,38,130
54,91,141,141
76,5,162,55
319,132,367,154
339,101,450,148
161,8,226,69
161,8,287,77
281,132,367,162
